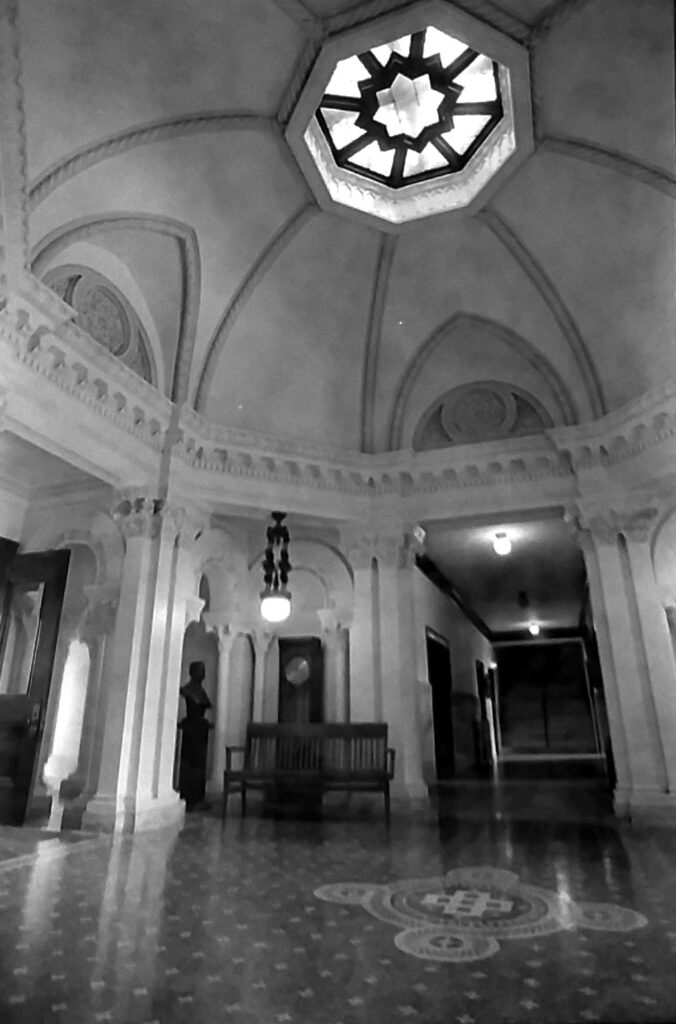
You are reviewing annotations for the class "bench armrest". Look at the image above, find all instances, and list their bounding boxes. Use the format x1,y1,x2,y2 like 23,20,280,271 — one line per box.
386,748,396,777
225,745,246,769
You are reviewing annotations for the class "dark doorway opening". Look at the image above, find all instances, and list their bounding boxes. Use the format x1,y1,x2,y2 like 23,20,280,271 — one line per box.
0,542,70,824
426,630,454,780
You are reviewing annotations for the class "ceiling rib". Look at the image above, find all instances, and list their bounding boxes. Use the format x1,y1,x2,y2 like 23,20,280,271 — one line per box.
266,0,321,30
28,113,279,212
360,233,397,453
538,135,676,199
477,207,606,419
30,212,201,405
193,201,318,413
325,0,529,42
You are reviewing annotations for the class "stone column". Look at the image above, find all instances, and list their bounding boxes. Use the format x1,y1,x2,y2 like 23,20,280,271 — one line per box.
202,618,244,792
576,506,676,820
318,609,340,722
74,587,119,804
251,629,274,721
341,531,380,721
622,520,676,791
374,531,427,798
84,496,185,833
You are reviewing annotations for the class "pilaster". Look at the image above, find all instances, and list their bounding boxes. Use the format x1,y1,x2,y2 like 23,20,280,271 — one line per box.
573,504,676,821
84,496,184,833
340,529,380,720
251,629,274,722
374,529,427,798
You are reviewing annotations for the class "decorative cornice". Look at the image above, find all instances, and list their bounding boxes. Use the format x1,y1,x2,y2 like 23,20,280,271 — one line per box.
548,378,676,470
6,282,676,509
1,293,172,451
193,201,318,412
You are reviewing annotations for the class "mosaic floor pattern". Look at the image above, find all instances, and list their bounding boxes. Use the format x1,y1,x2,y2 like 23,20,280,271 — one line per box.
1,787,676,1023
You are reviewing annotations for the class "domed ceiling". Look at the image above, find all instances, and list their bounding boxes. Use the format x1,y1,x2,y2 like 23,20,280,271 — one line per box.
21,0,676,454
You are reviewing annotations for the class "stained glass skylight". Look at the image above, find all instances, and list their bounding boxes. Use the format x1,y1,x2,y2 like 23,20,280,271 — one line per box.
315,27,503,188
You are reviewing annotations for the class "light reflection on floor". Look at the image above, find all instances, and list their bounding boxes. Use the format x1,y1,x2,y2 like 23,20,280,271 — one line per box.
0,787,675,1023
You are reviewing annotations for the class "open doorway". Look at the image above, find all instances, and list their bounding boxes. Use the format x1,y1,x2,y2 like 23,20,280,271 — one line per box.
425,629,454,780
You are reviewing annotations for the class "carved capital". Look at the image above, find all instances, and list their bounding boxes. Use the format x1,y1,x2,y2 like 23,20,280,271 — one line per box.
317,607,339,639
113,495,165,540
251,629,275,655
569,505,659,548
185,595,205,628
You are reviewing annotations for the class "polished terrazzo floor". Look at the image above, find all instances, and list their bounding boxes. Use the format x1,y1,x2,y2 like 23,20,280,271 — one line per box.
1,784,676,1024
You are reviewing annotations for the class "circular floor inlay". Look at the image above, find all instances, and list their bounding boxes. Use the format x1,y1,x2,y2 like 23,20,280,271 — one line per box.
315,866,648,963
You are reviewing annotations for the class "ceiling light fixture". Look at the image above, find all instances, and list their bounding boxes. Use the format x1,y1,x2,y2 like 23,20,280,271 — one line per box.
527,621,540,637
260,512,292,624
492,531,512,556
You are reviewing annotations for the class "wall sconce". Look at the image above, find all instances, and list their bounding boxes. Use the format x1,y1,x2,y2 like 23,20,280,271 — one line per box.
492,531,512,556
260,511,292,623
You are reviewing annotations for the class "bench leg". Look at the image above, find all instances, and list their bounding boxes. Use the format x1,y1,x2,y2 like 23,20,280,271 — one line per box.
384,783,391,828
241,782,247,818
222,775,229,821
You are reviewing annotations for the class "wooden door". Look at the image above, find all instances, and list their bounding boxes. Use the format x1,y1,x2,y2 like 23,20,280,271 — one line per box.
426,632,455,780
0,547,70,824
278,637,324,724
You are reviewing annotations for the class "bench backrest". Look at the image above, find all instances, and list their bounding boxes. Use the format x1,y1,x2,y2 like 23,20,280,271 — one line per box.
244,723,388,772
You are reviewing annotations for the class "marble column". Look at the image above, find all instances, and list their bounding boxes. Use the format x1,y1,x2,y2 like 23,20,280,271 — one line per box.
341,531,380,721
202,619,245,792
318,609,340,722
84,497,185,833
251,629,274,722
374,531,427,799
624,527,676,785
576,506,676,821
74,587,119,804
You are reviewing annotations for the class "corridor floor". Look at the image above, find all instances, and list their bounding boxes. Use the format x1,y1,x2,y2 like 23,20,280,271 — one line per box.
1,785,676,1024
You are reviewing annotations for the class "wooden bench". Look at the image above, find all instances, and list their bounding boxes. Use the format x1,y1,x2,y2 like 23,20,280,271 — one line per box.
222,722,395,824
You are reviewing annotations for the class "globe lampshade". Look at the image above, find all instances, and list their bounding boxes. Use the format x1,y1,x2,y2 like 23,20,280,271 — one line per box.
493,531,512,556
260,591,291,623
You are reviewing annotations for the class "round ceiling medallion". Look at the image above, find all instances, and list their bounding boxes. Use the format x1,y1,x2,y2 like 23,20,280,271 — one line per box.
441,385,514,441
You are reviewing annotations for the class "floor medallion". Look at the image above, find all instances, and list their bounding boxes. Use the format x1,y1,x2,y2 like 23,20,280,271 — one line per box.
314,865,648,962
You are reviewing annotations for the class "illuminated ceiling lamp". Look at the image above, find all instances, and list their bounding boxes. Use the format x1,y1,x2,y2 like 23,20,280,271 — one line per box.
260,512,292,624
492,531,512,556
527,621,540,637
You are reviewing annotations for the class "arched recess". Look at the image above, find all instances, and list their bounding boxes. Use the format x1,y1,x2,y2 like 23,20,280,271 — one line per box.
413,380,555,451
38,242,165,394
388,313,578,451
31,213,201,403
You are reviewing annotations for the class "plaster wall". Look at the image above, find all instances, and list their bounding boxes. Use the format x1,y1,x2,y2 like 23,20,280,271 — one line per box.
0,485,27,542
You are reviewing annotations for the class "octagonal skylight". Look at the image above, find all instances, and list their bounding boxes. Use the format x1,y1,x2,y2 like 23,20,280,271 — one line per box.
286,3,532,228
315,28,503,189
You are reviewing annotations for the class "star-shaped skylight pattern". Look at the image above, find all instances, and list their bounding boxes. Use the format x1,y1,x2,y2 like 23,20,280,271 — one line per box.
315,27,503,188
